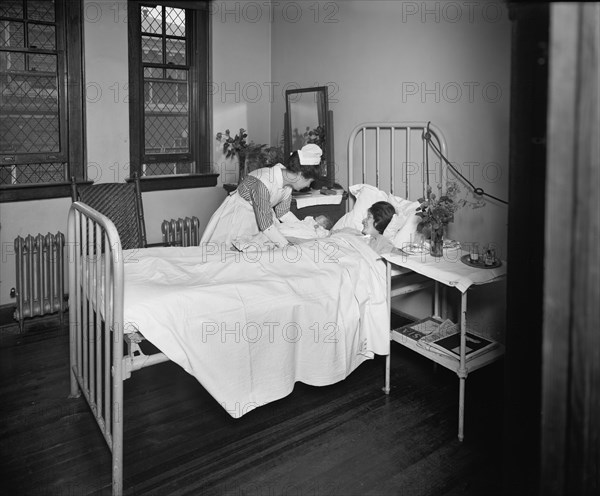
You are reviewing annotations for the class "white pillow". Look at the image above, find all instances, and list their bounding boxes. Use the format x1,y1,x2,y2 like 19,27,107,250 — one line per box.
332,184,388,231
388,194,421,247
382,213,405,240
332,184,421,242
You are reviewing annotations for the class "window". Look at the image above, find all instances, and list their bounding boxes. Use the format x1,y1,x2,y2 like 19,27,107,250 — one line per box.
128,1,216,191
0,0,84,202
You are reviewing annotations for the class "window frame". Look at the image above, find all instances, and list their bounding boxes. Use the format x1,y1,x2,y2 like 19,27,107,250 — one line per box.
0,0,86,203
127,1,216,192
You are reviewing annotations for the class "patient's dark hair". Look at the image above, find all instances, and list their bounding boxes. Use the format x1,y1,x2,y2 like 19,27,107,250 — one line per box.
285,151,322,180
369,201,396,234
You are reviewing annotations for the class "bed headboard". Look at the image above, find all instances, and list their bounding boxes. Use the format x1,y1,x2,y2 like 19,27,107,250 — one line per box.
347,122,448,208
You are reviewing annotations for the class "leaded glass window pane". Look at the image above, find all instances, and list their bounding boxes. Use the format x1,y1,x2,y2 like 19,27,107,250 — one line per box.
165,38,185,65
0,0,68,186
0,162,65,185
1,63,59,154
145,80,188,110
143,161,193,176
28,22,55,49
141,35,162,63
141,5,162,34
144,66,162,79
0,51,25,70
165,7,184,36
166,68,187,80
144,114,188,154
0,1,24,19
27,52,55,71
0,21,25,48
27,1,55,22
141,5,190,165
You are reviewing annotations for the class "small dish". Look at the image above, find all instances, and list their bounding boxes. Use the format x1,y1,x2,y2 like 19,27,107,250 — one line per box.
443,239,461,250
401,244,428,255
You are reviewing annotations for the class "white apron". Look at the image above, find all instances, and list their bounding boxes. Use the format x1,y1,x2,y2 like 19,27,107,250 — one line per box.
200,164,291,249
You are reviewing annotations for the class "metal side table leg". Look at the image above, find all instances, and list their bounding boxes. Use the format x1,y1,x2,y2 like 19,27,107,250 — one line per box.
384,260,391,394
457,291,468,441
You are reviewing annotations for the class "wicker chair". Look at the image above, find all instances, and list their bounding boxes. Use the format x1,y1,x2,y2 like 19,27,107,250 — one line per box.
71,174,147,250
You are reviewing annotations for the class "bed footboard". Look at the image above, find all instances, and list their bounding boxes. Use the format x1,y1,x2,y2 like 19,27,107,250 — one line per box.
67,201,125,495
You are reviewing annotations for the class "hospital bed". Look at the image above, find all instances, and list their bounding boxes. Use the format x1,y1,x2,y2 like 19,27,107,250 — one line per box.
67,122,446,495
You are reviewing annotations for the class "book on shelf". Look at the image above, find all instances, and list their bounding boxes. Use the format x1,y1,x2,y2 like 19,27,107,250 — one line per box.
394,317,499,361
420,323,499,361
393,317,443,343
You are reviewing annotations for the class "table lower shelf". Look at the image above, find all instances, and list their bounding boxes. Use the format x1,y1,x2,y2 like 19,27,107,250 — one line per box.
391,328,505,375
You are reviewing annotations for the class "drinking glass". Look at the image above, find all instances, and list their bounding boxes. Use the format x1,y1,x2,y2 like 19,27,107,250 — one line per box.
469,243,480,263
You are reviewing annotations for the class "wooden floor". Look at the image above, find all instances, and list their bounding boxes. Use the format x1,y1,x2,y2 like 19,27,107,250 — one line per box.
0,317,505,496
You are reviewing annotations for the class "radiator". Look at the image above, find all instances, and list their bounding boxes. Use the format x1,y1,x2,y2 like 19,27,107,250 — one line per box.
161,216,201,247
14,232,66,331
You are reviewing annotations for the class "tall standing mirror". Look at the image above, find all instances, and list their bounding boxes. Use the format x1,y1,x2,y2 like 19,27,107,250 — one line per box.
285,86,335,188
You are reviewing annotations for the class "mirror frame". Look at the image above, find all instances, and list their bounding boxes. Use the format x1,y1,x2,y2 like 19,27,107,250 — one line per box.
284,86,335,187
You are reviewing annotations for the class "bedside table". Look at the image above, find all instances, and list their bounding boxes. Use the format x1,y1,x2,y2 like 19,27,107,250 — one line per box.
382,249,507,441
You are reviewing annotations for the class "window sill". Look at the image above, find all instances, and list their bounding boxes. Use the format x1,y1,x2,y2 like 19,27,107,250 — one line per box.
0,174,220,202
130,173,219,192
0,180,92,203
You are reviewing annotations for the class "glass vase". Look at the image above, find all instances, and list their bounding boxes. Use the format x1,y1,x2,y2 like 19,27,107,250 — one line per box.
429,225,444,257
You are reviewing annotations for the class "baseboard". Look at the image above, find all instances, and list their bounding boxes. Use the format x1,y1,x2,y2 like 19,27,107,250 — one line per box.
0,304,17,327
0,303,67,334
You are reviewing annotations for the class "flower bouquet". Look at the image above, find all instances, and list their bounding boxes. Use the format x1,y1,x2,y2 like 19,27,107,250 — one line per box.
416,182,483,257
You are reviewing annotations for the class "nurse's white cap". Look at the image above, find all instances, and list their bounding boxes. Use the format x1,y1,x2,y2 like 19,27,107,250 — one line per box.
297,144,323,165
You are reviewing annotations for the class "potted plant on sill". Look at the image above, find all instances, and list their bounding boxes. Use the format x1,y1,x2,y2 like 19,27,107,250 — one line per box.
216,128,284,185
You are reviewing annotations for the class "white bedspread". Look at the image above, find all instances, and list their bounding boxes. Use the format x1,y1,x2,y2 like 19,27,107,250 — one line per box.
122,230,389,418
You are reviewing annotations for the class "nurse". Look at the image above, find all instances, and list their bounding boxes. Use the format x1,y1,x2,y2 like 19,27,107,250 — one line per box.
200,143,323,249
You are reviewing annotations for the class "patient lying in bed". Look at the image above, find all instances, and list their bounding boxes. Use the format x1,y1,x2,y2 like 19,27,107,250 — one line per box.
333,201,397,256
365,203,397,254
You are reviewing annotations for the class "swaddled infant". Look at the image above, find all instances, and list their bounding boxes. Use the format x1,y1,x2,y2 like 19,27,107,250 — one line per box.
278,214,332,240
231,214,332,252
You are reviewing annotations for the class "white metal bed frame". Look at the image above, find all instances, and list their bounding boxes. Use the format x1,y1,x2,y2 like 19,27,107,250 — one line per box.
346,121,448,208
67,122,448,495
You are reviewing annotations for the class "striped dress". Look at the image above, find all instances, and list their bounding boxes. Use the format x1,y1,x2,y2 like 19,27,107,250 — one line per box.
200,164,292,249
